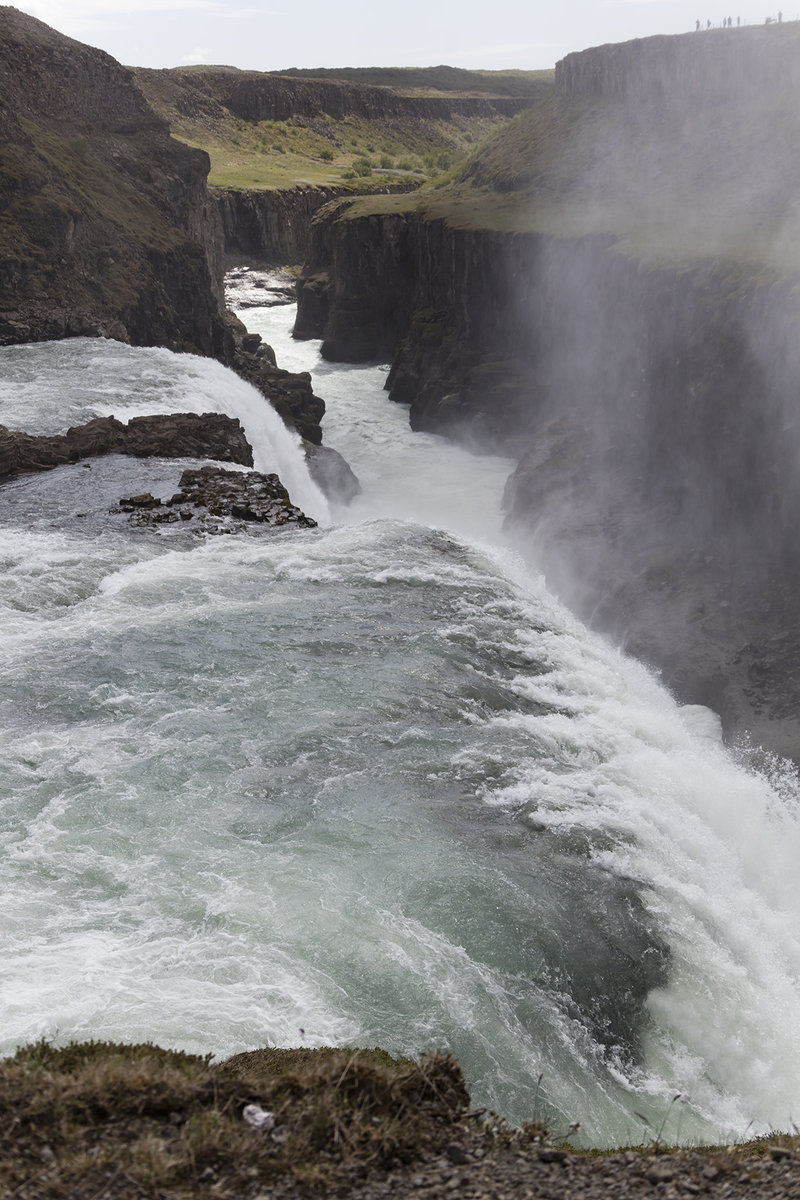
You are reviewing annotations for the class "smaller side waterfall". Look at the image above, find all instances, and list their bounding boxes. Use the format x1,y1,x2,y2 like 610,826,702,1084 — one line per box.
0,338,330,523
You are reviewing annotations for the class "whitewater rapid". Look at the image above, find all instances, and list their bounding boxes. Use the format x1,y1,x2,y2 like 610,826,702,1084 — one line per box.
0,306,798,1148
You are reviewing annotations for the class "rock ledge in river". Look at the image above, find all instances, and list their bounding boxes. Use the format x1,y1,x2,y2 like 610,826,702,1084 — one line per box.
114,464,317,533
0,413,253,480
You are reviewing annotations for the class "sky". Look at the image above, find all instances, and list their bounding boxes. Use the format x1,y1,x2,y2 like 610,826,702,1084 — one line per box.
11,0,793,72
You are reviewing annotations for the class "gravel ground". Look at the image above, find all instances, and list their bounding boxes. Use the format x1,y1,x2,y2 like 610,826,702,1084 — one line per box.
342,1143,800,1200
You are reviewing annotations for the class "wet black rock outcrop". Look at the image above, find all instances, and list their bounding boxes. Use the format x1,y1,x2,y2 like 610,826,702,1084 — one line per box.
0,413,253,480
224,309,325,444
305,441,360,504
115,464,317,532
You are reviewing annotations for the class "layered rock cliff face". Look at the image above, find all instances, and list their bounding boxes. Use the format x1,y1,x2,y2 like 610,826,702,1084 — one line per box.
217,182,418,267
133,64,534,268
217,185,346,266
296,205,538,431
295,27,800,759
0,6,228,355
158,69,532,125
556,21,800,99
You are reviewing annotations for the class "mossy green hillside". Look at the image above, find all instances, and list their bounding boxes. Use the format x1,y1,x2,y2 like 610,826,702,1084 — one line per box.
170,113,499,191
134,67,546,192
0,4,229,352
0,114,211,337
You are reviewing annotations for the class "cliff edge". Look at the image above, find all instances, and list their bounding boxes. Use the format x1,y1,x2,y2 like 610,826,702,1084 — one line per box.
0,5,228,356
2,1040,798,1199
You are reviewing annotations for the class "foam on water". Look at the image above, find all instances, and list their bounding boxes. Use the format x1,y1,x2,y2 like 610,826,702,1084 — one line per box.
474,573,800,1134
0,310,799,1147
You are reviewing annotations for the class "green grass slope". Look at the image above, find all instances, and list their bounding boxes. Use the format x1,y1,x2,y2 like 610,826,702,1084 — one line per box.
0,1040,470,1197
134,67,549,192
0,6,225,352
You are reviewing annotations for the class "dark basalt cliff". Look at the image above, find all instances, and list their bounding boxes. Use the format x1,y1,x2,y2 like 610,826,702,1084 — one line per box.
555,21,800,98
217,182,419,267
0,6,228,355
295,26,800,760
218,185,349,267
295,203,535,424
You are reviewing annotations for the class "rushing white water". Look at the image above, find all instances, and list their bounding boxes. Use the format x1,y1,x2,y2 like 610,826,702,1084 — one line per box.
1,308,799,1148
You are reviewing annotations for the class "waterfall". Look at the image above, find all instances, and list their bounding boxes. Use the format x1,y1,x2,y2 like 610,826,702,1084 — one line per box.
0,313,798,1148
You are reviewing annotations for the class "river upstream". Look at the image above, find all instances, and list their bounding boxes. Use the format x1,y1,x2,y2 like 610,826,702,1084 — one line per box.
1,295,799,1149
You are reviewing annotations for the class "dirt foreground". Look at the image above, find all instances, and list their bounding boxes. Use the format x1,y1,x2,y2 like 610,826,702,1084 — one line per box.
2,1041,798,1199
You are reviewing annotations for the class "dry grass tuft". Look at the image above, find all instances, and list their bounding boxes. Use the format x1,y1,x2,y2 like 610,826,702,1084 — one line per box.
0,1040,470,1198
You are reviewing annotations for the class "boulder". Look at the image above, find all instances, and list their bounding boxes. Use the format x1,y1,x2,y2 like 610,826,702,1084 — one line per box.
305,442,360,504
232,348,325,445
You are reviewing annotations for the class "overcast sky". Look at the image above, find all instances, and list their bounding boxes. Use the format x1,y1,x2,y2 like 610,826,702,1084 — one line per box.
13,0,792,72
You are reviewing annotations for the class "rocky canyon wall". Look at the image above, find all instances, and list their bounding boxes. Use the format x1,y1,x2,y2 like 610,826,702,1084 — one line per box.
176,70,532,125
217,182,421,267
0,6,228,357
217,185,349,266
295,26,800,760
556,21,800,100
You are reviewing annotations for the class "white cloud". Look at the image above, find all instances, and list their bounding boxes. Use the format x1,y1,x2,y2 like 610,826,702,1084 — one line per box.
181,45,213,62
20,1,274,20
16,0,278,49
